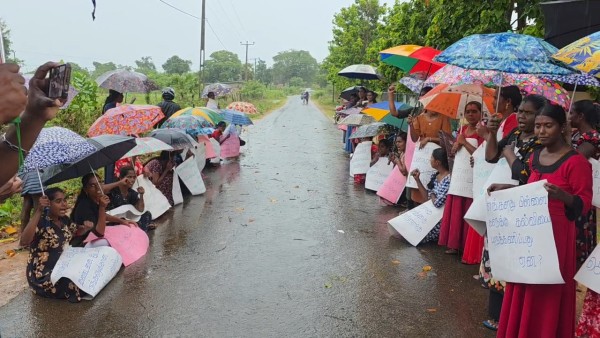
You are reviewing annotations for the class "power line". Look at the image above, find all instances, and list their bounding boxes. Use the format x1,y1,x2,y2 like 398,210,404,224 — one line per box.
212,1,244,41
206,19,228,50
229,0,247,33
158,0,201,20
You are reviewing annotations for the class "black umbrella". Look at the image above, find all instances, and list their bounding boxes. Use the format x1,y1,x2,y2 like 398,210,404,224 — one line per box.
340,86,367,101
43,135,136,185
542,0,600,48
149,129,195,150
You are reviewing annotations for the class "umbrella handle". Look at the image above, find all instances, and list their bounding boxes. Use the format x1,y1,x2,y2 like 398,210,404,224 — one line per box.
88,162,104,195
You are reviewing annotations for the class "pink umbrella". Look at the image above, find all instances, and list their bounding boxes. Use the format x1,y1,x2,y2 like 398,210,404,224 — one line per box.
518,78,571,109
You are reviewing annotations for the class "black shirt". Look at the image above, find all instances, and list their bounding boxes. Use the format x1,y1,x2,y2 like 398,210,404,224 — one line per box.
158,100,182,125
70,194,102,247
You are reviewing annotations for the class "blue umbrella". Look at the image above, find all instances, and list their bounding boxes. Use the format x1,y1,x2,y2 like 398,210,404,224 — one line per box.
435,32,575,75
22,127,96,172
220,109,253,126
161,115,214,137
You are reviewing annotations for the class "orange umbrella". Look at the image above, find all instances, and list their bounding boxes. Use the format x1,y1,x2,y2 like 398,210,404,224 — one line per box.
418,84,496,119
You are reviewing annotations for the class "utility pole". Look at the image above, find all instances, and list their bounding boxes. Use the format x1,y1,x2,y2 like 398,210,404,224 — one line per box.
199,0,206,97
240,41,255,82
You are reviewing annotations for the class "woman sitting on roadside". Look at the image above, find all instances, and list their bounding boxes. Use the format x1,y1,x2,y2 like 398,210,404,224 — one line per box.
71,173,138,247
145,151,176,206
20,188,108,302
105,166,154,231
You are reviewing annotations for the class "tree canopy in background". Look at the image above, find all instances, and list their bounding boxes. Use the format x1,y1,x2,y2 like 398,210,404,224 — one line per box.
162,55,192,74
271,50,319,86
203,50,243,83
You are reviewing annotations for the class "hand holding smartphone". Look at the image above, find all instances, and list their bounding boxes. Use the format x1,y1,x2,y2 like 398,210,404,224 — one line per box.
48,64,72,100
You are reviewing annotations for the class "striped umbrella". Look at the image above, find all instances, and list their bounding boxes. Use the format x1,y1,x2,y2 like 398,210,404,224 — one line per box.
220,109,253,126
170,107,224,124
380,45,445,76
161,115,215,137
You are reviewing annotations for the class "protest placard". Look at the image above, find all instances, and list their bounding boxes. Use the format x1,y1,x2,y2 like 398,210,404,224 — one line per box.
85,225,149,267
133,176,170,220
485,180,564,284
107,205,144,222
575,245,600,293
448,139,478,198
590,158,600,208
365,158,395,191
406,142,440,189
175,157,206,196
221,135,241,158
377,167,407,204
192,141,207,173
172,173,183,205
464,157,518,236
388,200,445,246
50,246,122,298
349,141,372,176
210,138,221,164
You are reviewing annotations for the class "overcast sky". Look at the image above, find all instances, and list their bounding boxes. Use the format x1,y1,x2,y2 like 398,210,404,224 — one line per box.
3,0,395,72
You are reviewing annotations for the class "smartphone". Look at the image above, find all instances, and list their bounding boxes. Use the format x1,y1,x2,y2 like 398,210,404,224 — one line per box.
48,64,72,100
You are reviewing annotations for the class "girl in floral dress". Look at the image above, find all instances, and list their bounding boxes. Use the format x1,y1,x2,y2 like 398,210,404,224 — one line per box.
571,100,600,338
19,188,110,303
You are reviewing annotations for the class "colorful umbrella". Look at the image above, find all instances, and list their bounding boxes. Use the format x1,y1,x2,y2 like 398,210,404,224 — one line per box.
349,122,387,139
149,129,195,150
161,115,215,137
399,76,425,94
552,31,600,78
202,83,234,98
22,127,96,171
220,109,253,126
362,101,410,131
226,102,258,114
337,64,380,80
87,104,164,137
435,32,575,75
43,135,136,185
518,78,571,110
170,107,223,124
419,84,496,119
96,69,159,93
122,137,173,158
379,45,444,75
339,114,375,126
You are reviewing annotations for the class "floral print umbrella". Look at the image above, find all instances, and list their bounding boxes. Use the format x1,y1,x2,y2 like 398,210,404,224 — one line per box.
87,104,164,137
96,69,159,93
170,107,223,124
419,84,496,119
202,83,234,98
518,78,571,110
161,115,214,137
553,31,600,78
435,32,575,75
227,102,258,114
399,76,425,94
22,127,96,171
339,114,375,126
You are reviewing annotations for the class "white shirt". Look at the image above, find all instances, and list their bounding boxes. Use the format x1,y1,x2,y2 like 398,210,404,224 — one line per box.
207,98,218,109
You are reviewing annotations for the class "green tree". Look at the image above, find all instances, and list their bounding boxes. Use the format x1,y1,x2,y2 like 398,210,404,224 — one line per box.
135,56,157,74
91,61,117,78
254,59,272,85
0,19,22,64
272,50,319,85
203,50,243,82
162,55,192,74
68,62,89,76
288,76,305,88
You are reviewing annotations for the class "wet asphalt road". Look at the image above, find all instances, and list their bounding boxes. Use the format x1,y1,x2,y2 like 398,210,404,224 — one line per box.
0,97,491,338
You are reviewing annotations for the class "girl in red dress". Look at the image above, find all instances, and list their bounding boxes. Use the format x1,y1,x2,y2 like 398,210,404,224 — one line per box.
438,102,483,257
491,103,593,338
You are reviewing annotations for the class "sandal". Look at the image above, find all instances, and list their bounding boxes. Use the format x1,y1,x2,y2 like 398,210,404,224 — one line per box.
483,319,498,331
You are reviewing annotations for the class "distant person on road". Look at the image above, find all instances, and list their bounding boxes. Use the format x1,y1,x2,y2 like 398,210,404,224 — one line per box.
206,91,219,109
102,89,123,114
302,91,310,105
157,87,181,126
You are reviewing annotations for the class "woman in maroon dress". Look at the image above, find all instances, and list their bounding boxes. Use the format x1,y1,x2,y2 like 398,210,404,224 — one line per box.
438,102,483,256
491,103,593,338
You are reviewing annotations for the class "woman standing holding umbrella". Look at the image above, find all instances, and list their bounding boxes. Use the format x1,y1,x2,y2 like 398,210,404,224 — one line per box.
102,89,123,114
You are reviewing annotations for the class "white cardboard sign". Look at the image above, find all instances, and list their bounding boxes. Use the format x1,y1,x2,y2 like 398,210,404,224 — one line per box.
107,205,144,222
365,158,395,191
388,200,445,246
175,157,206,196
350,141,372,176
589,158,600,208
485,180,564,284
132,175,170,220
447,139,478,198
50,246,122,298
575,246,600,293
406,142,441,189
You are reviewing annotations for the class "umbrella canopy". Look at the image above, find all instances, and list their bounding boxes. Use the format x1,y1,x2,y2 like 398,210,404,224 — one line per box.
161,115,215,137
87,104,164,137
220,109,253,126
340,86,364,101
542,0,600,49
202,83,234,98
339,114,375,126
435,32,575,75
43,135,136,185
149,129,195,150
23,127,96,172
122,137,173,158
349,122,387,139
362,102,410,131
379,45,444,76
96,69,159,93
552,31,600,79
226,102,258,114
170,107,223,124
518,78,571,109
419,84,496,119
337,64,381,80
399,76,425,94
